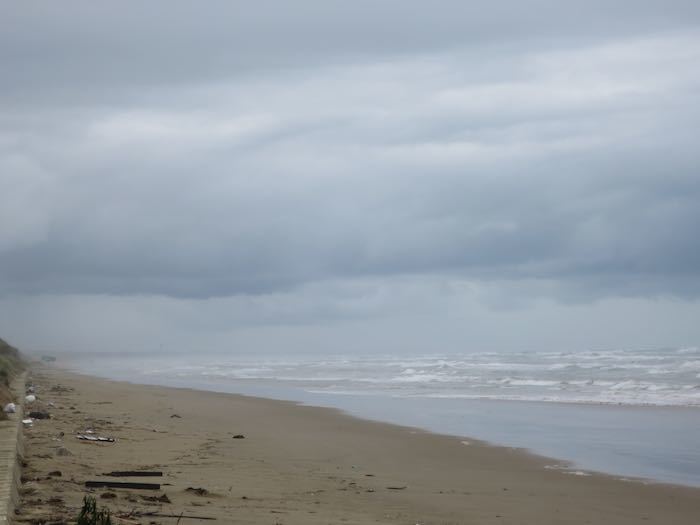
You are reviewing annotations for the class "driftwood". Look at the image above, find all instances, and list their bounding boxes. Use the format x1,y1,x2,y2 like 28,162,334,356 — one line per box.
134,511,216,520
102,470,163,477
85,480,161,490
113,518,140,525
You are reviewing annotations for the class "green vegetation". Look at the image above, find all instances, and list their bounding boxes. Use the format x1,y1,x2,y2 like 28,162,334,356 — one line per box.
77,496,113,525
0,338,24,418
0,337,22,387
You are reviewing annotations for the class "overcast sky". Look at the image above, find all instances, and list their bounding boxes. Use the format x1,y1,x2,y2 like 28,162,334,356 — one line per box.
1,1,699,355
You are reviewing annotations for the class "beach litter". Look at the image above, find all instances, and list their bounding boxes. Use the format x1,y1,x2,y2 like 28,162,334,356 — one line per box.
77,434,115,442
185,487,209,496
3,402,16,413
28,410,51,419
21,418,33,427
232,434,245,439
25,394,36,403
141,493,171,503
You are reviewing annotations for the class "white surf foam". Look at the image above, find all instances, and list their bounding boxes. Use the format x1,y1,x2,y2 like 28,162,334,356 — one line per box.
135,347,700,407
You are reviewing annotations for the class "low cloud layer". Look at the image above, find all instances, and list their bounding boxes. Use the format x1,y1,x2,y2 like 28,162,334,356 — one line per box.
1,2,699,352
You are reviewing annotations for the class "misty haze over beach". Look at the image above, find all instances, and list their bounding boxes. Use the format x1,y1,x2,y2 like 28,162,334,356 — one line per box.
2,3,700,518
1,1,700,356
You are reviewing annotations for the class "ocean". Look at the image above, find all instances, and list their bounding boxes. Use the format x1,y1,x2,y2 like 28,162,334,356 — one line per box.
62,347,700,487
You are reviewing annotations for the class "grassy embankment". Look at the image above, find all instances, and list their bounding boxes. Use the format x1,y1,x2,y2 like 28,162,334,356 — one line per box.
0,338,23,416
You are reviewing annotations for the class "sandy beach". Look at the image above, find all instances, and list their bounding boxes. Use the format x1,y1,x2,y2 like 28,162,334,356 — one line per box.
13,365,700,524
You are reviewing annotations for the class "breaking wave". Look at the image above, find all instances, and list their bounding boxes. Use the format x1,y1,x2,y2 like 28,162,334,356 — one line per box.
137,347,700,407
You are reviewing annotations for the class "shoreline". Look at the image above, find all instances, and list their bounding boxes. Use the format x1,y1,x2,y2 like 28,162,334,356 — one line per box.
60,362,700,409
57,363,700,488
14,364,700,524
48,349,700,410
52,369,596,479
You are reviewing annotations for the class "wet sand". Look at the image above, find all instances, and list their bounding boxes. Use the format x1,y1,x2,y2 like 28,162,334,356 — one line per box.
14,365,700,524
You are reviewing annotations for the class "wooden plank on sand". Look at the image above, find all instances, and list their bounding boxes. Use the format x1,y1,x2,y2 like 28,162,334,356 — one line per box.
102,471,163,477
85,481,161,490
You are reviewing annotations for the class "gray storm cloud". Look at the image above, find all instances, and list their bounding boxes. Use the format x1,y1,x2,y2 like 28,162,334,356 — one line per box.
1,2,699,353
